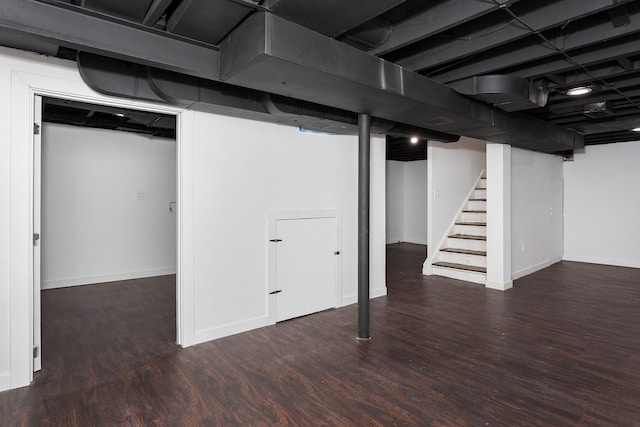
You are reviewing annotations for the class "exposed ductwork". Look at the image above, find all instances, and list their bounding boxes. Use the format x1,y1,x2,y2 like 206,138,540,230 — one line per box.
449,75,549,112
0,0,585,152
78,52,459,142
219,12,582,151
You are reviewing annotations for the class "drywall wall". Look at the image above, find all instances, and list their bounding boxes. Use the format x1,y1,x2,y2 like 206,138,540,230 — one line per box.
1,45,387,391
385,160,427,245
564,141,640,268
41,123,176,289
511,147,564,279
386,160,404,243
425,137,486,272
189,112,387,343
403,160,427,245
486,143,512,290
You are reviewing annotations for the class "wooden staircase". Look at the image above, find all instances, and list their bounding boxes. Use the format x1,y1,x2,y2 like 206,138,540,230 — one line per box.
432,175,487,285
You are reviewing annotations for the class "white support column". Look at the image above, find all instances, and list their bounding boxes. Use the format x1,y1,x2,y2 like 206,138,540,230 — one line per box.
486,143,512,291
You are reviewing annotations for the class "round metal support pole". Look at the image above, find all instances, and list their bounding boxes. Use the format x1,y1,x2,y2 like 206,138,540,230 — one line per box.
357,113,371,340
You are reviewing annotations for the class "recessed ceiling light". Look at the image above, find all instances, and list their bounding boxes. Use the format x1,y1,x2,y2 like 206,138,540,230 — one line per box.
410,136,419,144
566,86,592,96
632,127,640,132
115,113,125,117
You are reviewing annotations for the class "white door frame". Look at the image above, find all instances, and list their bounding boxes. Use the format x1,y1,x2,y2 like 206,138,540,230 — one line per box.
9,69,192,389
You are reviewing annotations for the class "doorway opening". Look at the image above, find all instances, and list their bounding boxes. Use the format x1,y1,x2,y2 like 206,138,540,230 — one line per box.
385,136,428,279
33,96,178,376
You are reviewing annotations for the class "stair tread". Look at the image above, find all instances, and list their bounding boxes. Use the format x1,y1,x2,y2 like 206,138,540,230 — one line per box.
433,262,487,274
455,222,486,226
475,187,486,190
469,198,487,201
463,210,486,213
448,234,486,241
441,248,487,256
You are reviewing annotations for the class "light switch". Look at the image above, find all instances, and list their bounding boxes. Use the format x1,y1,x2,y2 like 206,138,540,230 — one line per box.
169,201,177,213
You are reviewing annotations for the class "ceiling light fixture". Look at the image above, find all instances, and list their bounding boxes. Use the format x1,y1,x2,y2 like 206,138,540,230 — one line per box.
410,136,419,144
115,113,125,117
632,127,640,132
566,86,592,96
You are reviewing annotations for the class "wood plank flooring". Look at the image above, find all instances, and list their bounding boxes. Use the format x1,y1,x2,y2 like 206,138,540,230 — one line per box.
2,243,640,426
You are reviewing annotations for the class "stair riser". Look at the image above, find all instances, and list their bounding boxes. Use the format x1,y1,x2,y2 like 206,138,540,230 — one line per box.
446,237,486,252
432,266,486,285
453,224,486,236
466,200,487,211
438,252,487,268
472,189,486,199
460,212,486,223
479,178,487,188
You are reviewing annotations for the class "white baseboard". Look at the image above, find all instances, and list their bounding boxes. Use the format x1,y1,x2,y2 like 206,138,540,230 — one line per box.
371,286,387,299
192,315,270,346
562,254,640,269
0,371,11,392
486,280,513,291
341,286,388,306
41,267,177,289
512,257,562,281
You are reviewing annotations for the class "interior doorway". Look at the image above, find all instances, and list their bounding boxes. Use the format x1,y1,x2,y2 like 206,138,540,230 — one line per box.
33,96,178,374
385,136,429,276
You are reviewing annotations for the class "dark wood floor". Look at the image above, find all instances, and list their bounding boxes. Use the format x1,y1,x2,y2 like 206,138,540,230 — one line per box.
2,244,640,426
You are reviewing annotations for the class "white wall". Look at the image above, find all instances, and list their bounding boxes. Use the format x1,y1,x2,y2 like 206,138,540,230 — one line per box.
564,141,640,268
0,46,387,391
41,124,176,289
189,112,386,343
403,160,427,245
425,137,486,271
385,160,427,245
511,147,564,279
385,161,404,243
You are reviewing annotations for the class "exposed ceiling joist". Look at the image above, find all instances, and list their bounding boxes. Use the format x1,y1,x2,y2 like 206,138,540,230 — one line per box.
142,0,174,26
370,0,517,56
545,61,640,90
265,0,406,37
397,0,627,72
511,36,640,80
166,0,252,44
544,89,640,115
433,9,640,83
0,0,220,78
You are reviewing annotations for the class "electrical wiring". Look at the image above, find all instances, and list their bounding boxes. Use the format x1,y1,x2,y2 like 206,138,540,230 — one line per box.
489,0,640,111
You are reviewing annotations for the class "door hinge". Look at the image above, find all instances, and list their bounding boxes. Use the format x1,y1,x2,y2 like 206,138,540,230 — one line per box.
269,239,282,243
269,290,282,295
33,346,39,359
33,123,40,135
33,233,40,246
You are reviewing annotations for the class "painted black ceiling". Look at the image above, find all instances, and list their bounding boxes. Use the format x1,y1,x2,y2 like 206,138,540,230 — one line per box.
43,97,176,139
3,0,640,156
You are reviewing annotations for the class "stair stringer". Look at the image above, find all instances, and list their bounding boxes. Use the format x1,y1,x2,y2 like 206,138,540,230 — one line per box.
423,170,486,279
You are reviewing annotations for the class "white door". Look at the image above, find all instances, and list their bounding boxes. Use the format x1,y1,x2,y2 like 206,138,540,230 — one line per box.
550,178,564,260
274,217,338,322
33,95,42,372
